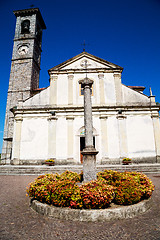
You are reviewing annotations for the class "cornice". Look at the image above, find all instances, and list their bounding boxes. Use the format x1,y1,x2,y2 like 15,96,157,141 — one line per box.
13,103,160,116
13,8,46,29
48,68,123,75
48,52,123,73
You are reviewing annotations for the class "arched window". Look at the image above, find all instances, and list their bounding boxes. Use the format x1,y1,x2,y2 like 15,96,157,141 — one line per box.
21,20,30,34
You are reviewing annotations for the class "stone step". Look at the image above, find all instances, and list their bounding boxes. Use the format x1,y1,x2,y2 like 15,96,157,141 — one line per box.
0,164,160,175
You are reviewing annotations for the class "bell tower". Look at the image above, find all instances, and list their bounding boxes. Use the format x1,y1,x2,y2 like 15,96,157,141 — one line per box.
1,8,46,163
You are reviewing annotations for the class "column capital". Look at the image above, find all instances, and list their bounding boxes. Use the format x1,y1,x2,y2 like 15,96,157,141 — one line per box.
149,95,156,105
68,74,74,80
117,115,127,120
99,115,108,119
66,116,75,120
98,73,104,79
51,75,58,81
79,78,93,88
151,114,159,119
15,117,23,122
47,116,58,121
113,72,121,78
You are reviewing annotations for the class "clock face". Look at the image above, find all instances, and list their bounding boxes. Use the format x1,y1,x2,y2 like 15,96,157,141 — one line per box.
18,45,29,55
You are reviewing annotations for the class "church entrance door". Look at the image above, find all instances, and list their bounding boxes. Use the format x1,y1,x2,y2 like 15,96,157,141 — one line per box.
80,136,95,163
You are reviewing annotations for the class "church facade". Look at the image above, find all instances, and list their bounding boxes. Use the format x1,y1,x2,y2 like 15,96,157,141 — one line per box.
2,8,160,165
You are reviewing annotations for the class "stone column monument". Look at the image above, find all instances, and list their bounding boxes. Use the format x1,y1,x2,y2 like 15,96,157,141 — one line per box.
79,60,98,182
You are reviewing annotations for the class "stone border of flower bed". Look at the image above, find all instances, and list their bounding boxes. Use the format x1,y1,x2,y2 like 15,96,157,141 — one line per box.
30,197,152,222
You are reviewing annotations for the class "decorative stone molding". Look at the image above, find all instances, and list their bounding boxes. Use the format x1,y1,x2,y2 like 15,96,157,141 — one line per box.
116,115,127,119
98,73,104,79
149,95,156,105
50,75,58,81
113,72,121,78
66,116,75,120
47,116,58,121
15,117,23,122
151,113,159,119
99,115,108,119
67,74,74,80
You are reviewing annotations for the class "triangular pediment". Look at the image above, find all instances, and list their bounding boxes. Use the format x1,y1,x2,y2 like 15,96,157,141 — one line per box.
48,52,123,73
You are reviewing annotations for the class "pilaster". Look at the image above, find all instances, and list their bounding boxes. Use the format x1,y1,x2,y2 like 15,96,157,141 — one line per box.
117,115,128,159
68,74,74,105
66,116,74,160
114,72,122,104
50,75,58,105
47,115,58,159
98,73,105,104
149,96,156,105
11,116,23,165
151,113,160,163
99,115,108,162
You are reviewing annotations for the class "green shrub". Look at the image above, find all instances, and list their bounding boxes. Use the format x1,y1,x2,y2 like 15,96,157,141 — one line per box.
97,170,154,205
113,175,142,205
27,173,59,204
59,170,82,182
127,172,154,199
97,170,122,185
27,170,154,209
50,179,80,207
70,179,115,209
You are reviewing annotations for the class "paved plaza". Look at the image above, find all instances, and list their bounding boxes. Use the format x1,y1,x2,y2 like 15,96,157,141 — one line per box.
0,174,160,240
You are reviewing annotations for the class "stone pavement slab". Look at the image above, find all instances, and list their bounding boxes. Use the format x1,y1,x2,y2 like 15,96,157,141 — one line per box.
0,174,160,240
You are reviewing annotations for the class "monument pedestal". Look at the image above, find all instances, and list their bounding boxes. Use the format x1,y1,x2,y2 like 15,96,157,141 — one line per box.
82,147,99,183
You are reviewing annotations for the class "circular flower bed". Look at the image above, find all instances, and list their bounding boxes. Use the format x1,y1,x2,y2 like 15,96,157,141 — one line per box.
26,170,154,209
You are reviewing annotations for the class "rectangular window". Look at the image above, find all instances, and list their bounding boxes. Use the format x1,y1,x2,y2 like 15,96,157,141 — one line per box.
80,84,93,96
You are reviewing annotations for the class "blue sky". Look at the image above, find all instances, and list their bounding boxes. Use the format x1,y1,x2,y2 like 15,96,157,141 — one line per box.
0,0,160,153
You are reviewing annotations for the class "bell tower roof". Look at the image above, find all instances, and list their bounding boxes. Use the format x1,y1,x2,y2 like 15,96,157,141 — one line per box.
13,8,46,29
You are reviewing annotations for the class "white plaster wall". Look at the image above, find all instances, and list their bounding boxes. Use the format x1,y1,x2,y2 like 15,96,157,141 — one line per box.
72,115,100,163
23,87,50,106
56,117,67,159
74,74,83,106
103,73,116,104
20,118,48,160
71,72,116,106
122,85,149,103
73,116,84,163
107,117,120,158
49,71,117,107
127,115,156,158
93,116,101,162
57,75,68,105
62,57,110,70
73,73,98,106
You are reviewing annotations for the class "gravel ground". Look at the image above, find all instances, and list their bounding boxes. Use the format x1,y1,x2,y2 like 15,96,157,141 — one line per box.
0,174,160,240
